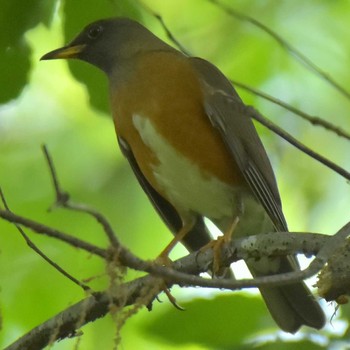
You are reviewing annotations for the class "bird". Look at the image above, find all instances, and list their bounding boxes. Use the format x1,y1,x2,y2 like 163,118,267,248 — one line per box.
41,17,325,333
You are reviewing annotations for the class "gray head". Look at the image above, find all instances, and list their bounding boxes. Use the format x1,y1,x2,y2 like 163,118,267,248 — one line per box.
41,18,173,75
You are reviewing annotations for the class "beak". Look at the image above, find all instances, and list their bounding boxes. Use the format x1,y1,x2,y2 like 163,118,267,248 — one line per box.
40,44,86,60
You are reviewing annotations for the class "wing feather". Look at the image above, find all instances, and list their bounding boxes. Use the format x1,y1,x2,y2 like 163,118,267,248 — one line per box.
190,57,288,232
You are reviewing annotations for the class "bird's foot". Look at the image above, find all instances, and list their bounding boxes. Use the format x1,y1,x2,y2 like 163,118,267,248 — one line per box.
151,256,184,310
201,217,240,276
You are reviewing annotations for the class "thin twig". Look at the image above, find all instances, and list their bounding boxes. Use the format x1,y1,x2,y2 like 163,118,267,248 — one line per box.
209,0,350,101
156,14,191,55
42,144,120,248
62,201,121,248
139,3,191,56
247,106,350,181
232,80,350,141
0,188,91,291
0,207,108,258
42,144,70,206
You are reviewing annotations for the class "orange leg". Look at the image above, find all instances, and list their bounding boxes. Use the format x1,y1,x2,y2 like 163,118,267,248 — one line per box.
202,217,240,276
155,221,194,309
158,221,194,260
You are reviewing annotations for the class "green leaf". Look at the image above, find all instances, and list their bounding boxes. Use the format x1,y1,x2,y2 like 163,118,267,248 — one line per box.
0,0,56,103
141,293,275,349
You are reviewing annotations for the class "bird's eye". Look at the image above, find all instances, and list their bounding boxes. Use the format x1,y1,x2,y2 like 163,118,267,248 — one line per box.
87,25,103,39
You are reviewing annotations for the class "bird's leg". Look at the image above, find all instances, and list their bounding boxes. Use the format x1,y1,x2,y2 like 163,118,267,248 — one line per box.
158,221,194,261
154,221,194,309
225,216,240,242
212,216,240,274
211,195,244,275
199,216,240,277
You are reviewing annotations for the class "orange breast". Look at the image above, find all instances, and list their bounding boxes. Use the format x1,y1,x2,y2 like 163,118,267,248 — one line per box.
110,51,245,198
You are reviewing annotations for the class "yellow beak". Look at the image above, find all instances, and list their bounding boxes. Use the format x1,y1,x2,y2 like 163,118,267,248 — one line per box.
40,44,86,60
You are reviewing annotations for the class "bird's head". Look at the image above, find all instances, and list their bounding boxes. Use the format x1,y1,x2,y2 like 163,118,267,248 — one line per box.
41,18,172,75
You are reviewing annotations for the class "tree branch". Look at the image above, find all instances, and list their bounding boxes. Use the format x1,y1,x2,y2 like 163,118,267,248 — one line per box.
5,221,350,350
0,183,336,290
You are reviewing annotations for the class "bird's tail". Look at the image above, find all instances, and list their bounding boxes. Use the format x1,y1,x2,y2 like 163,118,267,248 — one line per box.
247,256,325,333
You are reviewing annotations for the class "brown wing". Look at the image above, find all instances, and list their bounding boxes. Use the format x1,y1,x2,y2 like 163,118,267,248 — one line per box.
117,136,212,251
189,58,326,332
190,57,288,232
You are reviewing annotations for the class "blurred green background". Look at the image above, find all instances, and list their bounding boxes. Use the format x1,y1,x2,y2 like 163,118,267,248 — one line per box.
1,0,350,349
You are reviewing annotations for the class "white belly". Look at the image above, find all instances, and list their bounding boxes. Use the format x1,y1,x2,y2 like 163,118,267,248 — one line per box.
132,114,272,235
133,115,236,219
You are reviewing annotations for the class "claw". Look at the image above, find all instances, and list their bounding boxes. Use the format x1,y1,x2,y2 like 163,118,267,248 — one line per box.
201,217,240,276
163,287,185,311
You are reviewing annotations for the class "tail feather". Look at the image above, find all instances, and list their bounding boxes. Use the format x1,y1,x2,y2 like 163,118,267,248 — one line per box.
248,256,325,333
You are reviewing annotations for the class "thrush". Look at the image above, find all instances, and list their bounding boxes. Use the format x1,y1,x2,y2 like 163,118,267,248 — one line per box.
41,18,325,333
